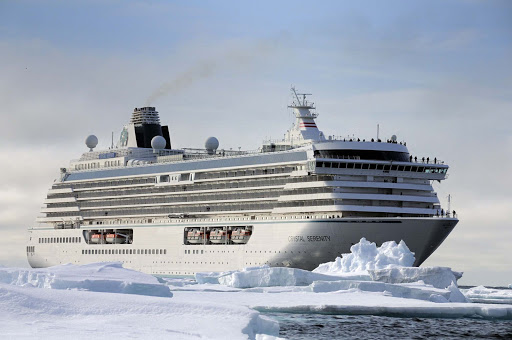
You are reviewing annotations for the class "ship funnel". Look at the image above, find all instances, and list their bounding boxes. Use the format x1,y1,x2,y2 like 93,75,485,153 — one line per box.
119,107,172,149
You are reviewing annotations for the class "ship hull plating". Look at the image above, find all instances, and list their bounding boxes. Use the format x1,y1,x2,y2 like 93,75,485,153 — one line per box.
27,217,458,275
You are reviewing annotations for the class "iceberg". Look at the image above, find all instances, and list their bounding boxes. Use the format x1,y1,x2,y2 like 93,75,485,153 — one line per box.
313,237,415,275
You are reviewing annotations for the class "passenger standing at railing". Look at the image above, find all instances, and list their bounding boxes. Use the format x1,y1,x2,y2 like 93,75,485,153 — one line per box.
427,157,429,164
422,157,425,163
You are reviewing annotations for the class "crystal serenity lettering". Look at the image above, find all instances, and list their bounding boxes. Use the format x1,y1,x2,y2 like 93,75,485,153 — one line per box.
288,235,331,242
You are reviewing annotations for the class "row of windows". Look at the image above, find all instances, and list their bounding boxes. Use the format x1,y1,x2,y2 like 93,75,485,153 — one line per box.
74,160,122,171
316,161,448,174
315,150,410,162
39,237,81,244
50,201,278,218
48,198,341,219
78,189,283,209
281,187,434,196
194,165,297,180
26,246,35,253
47,196,435,220
54,177,156,190
185,249,203,254
82,248,166,255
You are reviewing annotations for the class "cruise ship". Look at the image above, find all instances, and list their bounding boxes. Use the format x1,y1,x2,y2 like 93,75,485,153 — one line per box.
27,88,458,275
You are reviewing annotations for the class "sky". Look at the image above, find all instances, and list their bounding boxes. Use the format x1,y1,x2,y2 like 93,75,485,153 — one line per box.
0,0,511,286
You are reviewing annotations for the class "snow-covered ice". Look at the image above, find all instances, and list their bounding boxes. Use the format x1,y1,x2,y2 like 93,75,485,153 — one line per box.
313,237,415,275
0,263,280,339
185,238,511,320
0,282,279,339
217,267,359,288
461,285,512,304
2,239,512,339
369,266,462,289
0,262,172,297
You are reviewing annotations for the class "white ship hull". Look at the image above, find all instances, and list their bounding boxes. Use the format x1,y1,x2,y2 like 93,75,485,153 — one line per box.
27,217,458,275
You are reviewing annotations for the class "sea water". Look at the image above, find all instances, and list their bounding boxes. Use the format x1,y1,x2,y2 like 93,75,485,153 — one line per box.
266,313,512,339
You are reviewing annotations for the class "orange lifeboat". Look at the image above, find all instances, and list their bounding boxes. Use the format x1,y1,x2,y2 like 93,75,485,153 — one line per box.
186,228,204,244
209,228,228,244
90,234,104,244
231,228,252,244
105,233,127,244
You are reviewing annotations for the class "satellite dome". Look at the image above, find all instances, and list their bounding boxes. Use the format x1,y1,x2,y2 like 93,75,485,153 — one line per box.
391,135,397,142
205,136,219,155
85,135,98,151
151,135,166,150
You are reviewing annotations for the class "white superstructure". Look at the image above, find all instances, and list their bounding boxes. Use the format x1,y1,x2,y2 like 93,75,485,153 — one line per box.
27,88,458,275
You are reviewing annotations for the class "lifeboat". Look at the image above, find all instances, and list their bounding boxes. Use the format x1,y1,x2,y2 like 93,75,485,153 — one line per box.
105,233,127,244
186,228,204,244
231,228,252,244
209,228,228,244
90,233,104,244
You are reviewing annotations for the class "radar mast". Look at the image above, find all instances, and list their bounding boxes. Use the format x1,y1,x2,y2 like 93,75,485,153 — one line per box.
282,86,325,145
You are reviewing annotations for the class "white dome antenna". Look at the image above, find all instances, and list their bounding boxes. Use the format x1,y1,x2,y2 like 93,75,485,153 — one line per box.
205,137,219,155
85,135,98,152
391,135,397,142
151,135,166,151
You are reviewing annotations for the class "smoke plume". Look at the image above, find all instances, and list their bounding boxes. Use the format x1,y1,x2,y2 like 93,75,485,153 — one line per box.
145,37,284,105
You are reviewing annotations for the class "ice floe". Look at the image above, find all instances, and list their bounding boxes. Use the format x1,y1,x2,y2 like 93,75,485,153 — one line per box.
0,262,172,297
185,238,512,320
369,266,463,289
461,285,512,304
217,267,355,288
